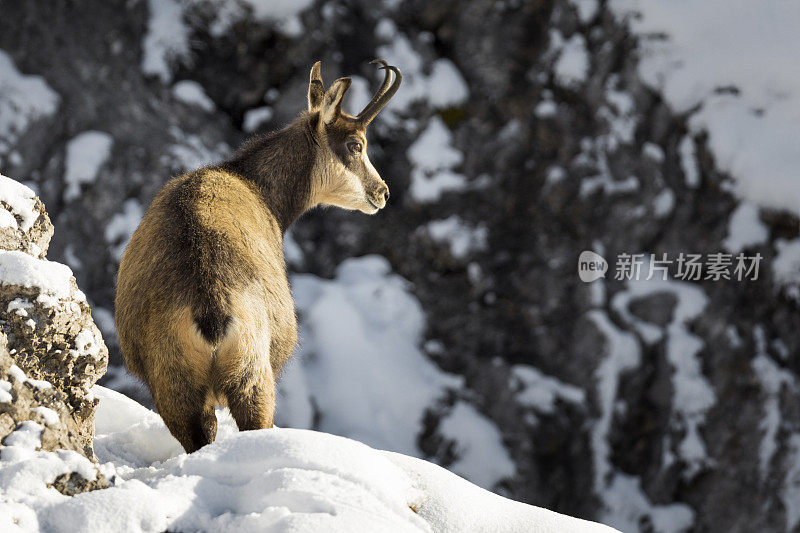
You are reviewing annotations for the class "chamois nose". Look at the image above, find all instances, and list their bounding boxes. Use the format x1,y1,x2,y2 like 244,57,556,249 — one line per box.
372,183,390,208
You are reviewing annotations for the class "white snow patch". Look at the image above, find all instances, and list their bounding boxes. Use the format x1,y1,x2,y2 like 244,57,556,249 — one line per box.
172,80,215,112
587,309,694,530
104,199,143,262
210,0,313,37
608,0,800,216
387,451,616,533
723,202,769,253
422,216,487,260
0,250,77,301
551,31,590,89
437,401,516,489
678,135,700,188
166,125,228,171
0,380,12,403
377,34,468,115
3,421,43,449
569,0,599,24
407,117,466,203
0,209,16,229
31,406,60,427
141,0,191,82
0,51,60,166
772,238,800,297
653,188,675,218
752,344,795,480
511,364,585,413
242,106,274,133
288,256,464,456
0,175,40,232
612,273,714,479
63,131,113,202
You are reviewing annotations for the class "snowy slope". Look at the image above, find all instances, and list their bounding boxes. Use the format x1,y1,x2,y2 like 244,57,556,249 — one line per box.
0,385,618,532
608,0,800,215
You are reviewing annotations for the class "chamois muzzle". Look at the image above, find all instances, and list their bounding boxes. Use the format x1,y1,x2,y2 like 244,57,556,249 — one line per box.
348,59,402,126
367,182,390,210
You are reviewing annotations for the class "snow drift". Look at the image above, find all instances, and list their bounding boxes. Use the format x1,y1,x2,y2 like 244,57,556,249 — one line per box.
2,385,616,532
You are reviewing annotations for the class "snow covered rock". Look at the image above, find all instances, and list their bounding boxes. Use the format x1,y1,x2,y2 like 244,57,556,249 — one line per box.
0,174,108,492
0,176,52,258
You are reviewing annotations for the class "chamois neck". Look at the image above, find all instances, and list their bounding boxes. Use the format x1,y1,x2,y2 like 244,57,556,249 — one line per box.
221,116,318,233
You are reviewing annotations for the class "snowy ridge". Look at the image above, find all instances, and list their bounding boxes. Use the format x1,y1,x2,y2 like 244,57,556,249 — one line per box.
0,385,618,532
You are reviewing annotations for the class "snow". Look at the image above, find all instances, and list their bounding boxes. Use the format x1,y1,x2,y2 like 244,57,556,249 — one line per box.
166,125,228,171
0,380,11,404
0,250,77,301
772,238,800,297
172,80,215,112
210,0,314,37
422,216,487,260
752,337,795,480
608,0,800,216
535,99,557,118
437,401,516,489
242,106,274,133
0,175,40,232
678,135,700,188
511,364,585,414
652,188,675,218
71,328,102,359
63,131,114,202
0,50,60,167
406,117,467,203
104,199,143,262
568,0,599,24
587,309,694,531
141,0,191,82
31,406,60,427
287,256,464,456
386,452,616,533
551,31,590,89
1,384,615,532
3,421,44,449
722,202,769,253
612,273,714,479
376,32,469,114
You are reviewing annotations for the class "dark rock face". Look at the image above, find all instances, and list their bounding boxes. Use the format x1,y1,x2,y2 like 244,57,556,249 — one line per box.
1,0,797,530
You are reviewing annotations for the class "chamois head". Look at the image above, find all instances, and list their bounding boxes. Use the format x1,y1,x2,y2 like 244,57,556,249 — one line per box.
307,60,402,214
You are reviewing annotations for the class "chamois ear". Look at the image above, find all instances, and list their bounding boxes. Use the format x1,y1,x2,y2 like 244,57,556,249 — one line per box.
319,77,351,125
308,61,325,111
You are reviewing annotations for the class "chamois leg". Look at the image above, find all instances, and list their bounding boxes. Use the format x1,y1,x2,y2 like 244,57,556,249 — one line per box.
148,331,217,453
151,373,217,453
215,335,275,431
218,364,275,431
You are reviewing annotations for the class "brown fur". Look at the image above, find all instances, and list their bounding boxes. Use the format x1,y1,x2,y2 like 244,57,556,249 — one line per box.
115,61,399,452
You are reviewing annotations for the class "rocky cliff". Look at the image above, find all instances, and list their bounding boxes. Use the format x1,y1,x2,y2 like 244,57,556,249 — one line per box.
0,175,108,494
1,1,798,531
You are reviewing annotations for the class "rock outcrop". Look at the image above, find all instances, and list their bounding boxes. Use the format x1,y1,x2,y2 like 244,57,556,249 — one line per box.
0,174,108,494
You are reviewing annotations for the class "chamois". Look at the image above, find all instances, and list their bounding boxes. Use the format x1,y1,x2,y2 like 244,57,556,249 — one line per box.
115,60,401,453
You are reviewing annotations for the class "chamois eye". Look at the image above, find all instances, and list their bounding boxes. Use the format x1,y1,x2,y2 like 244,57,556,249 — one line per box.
347,141,362,154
